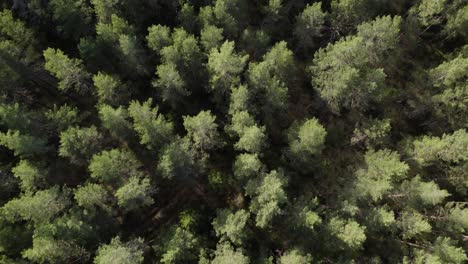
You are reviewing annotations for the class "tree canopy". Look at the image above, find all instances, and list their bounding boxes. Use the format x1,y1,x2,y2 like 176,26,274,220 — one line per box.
0,0,466,263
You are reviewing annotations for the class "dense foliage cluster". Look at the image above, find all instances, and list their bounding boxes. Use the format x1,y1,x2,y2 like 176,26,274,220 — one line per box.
0,0,467,263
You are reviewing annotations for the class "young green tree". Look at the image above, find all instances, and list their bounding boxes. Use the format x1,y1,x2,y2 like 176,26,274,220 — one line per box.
278,249,313,264
200,25,224,52
178,2,197,33
89,148,142,185
74,183,109,210
413,129,467,166
207,41,249,105
247,41,294,124
91,0,119,23
59,126,103,165
400,176,450,208
0,103,35,133
246,170,288,228
183,110,222,154
212,209,250,245
354,149,409,201
294,3,327,51
0,9,39,88
398,211,432,239
45,104,79,132
234,124,267,154
432,236,467,264
92,72,128,106
43,48,92,94
12,160,47,193
153,63,190,108
128,99,174,150
211,242,249,264
158,28,204,85
48,0,93,40
429,54,467,128
310,16,401,113
94,236,145,264
1,187,70,224
22,211,94,263
146,24,172,53
327,217,366,251
157,138,195,180
98,104,134,140
233,153,263,181
211,0,249,38
351,118,391,148
154,226,198,264
116,176,154,212
0,130,48,158
287,118,327,168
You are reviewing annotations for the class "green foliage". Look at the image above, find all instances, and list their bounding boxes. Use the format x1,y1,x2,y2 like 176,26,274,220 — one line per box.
12,160,46,193
45,104,79,132
0,130,48,158
413,129,467,166
183,110,222,153
157,138,195,180
211,0,249,37
235,124,266,154
128,99,174,150
116,177,153,211
155,226,198,264
98,104,133,139
311,16,401,113
278,249,312,264
211,242,249,264
59,126,103,164
48,0,93,40
1,187,69,224
401,176,450,207
93,72,127,106
158,28,203,86
94,236,144,264
22,235,87,263
287,118,327,165
200,25,224,51
247,41,294,122
354,149,409,201
147,24,172,53
43,48,91,93
288,196,322,231
429,55,468,128
351,118,391,148
178,3,197,33
0,103,34,133
91,0,119,23
247,170,288,228
366,207,395,229
74,183,109,210
154,63,189,107
213,209,250,245
1,1,467,263
207,41,249,104
294,3,327,50
432,236,467,264
89,148,142,185
233,153,263,180
398,211,432,239
22,212,94,263
0,9,38,64
328,217,366,250
228,85,249,115
227,110,254,136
